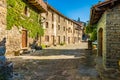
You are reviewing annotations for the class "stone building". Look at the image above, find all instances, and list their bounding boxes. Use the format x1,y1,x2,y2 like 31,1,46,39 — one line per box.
90,0,120,69
0,0,6,45
41,4,82,46
0,0,82,54
0,0,47,54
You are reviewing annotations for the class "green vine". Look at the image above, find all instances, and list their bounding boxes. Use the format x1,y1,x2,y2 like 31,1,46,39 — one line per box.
7,0,44,38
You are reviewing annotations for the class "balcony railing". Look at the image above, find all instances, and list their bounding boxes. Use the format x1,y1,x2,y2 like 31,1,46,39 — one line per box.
28,0,47,12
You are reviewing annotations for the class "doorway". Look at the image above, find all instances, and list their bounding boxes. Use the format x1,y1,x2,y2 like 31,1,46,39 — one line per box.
58,36,60,44
52,35,55,45
98,28,103,56
22,30,27,48
68,37,70,44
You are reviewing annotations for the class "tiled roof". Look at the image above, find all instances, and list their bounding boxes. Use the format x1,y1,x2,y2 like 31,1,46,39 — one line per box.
90,0,120,25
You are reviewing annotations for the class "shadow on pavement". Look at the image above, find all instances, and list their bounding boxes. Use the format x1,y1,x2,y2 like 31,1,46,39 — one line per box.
8,49,101,80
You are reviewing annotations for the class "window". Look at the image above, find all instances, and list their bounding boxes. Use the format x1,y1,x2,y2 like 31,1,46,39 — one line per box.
52,13,54,21
68,21,70,24
24,6,30,17
58,36,60,44
52,24,54,29
46,12,48,17
68,28,71,33
68,37,70,43
45,35,49,42
58,25,60,30
46,22,48,28
63,26,66,31
63,36,66,43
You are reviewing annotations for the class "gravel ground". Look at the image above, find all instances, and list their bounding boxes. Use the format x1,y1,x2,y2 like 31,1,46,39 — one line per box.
7,42,101,80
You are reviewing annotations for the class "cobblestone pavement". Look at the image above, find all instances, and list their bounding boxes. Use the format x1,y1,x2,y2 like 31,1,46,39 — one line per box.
7,42,101,80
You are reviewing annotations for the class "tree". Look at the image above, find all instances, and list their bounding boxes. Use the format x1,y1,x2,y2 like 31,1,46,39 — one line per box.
85,21,97,41
77,17,80,22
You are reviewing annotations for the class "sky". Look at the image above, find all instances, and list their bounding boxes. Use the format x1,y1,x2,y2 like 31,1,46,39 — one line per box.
47,0,104,22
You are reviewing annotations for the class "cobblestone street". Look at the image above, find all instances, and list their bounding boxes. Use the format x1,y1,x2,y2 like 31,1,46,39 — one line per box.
7,42,101,80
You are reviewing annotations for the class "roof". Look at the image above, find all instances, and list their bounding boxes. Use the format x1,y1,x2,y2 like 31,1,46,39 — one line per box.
90,0,120,25
28,0,47,12
47,4,82,27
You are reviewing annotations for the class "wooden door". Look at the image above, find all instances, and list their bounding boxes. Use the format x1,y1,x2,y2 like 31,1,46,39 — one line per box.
52,35,55,45
58,36,60,44
98,28,103,56
22,30,27,48
68,37,70,44
63,36,65,43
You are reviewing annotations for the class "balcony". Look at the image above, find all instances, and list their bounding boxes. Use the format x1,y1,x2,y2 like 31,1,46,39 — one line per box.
28,0,47,12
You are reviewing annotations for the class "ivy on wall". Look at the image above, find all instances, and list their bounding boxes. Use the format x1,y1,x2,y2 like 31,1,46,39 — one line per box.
7,0,44,38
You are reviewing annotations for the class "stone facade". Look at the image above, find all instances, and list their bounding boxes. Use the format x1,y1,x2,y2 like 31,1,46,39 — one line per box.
0,0,7,42
91,1,120,69
97,12,107,68
41,5,82,46
0,0,47,54
0,0,82,54
105,4,120,68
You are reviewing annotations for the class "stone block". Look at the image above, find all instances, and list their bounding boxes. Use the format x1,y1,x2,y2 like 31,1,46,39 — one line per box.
0,56,6,67
0,46,6,55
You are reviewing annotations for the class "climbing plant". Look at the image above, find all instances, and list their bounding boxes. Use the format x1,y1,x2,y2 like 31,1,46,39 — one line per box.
7,0,44,38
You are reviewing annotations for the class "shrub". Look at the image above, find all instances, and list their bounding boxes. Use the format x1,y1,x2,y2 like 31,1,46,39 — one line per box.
59,43,65,46
41,44,46,49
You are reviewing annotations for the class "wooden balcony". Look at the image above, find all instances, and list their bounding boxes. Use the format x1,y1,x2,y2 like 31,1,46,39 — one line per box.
28,0,47,12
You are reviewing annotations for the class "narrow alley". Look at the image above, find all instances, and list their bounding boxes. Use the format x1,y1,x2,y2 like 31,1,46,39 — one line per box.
7,42,101,80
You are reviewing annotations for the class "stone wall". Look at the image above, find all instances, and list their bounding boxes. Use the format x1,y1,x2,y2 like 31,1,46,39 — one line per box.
0,0,7,41
97,4,120,69
6,27,21,53
97,12,107,68
0,0,21,54
106,4,120,68
41,6,82,46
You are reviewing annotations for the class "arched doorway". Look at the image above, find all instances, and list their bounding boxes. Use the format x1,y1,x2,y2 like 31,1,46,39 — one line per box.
98,28,103,56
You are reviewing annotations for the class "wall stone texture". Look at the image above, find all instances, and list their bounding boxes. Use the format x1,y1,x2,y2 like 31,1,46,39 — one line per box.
97,4,120,69
0,0,82,54
0,0,7,41
97,12,107,68
41,7,82,46
106,4,120,68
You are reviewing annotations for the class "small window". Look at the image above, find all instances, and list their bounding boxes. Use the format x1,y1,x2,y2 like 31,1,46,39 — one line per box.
52,13,54,21
58,25,60,30
68,28,71,33
46,22,48,28
52,24,54,29
24,6,30,17
45,35,49,42
46,12,48,17
63,36,66,43
63,26,66,31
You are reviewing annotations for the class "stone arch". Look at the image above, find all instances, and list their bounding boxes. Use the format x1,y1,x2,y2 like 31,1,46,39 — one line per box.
98,28,103,56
